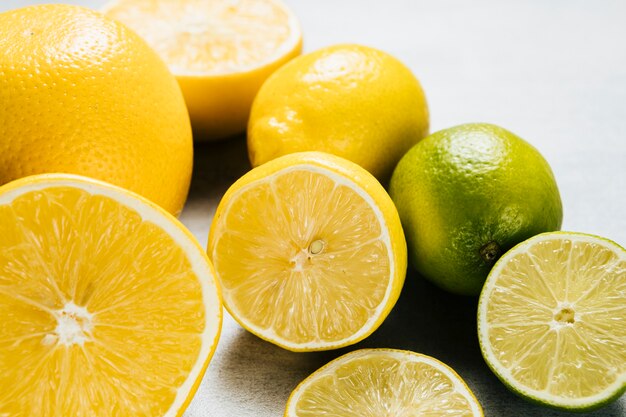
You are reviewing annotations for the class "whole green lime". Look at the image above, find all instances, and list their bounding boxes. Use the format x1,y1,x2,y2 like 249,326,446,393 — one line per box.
389,123,563,295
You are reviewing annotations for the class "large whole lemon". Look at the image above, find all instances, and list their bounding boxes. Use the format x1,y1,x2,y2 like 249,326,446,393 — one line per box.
247,44,429,181
0,5,193,215
389,123,563,295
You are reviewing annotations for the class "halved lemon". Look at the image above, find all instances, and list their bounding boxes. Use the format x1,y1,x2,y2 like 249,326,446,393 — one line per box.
103,0,302,140
0,174,222,416
478,232,626,411
208,152,407,351
285,349,483,416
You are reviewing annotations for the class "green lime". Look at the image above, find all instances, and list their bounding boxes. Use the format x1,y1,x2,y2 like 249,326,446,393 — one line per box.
478,232,626,411
389,123,563,295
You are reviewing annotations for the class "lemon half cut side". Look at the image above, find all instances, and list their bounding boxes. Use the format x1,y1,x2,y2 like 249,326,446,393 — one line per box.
0,174,222,416
208,152,407,351
478,232,626,411
103,0,302,140
285,349,483,417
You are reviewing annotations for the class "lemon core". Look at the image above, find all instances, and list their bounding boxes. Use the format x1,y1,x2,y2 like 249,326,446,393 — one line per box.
291,239,327,271
48,302,94,347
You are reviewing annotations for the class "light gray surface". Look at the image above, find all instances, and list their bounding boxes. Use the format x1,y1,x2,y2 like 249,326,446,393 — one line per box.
3,1,625,416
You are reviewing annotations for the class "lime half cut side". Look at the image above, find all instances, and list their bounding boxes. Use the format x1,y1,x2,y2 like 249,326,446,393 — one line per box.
478,232,626,411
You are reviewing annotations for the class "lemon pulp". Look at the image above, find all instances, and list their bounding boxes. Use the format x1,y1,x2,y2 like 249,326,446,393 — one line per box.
104,0,299,75
286,349,483,416
212,167,392,346
103,0,302,140
0,177,221,416
209,153,406,351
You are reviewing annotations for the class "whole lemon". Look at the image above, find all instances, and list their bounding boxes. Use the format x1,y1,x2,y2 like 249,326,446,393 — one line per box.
389,123,563,295
247,44,429,181
0,5,192,215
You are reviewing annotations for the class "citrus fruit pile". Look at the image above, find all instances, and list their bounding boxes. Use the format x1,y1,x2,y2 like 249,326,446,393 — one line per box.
0,1,623,416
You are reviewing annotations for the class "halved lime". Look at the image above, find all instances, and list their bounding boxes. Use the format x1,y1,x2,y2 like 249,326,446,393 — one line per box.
478,232,625,411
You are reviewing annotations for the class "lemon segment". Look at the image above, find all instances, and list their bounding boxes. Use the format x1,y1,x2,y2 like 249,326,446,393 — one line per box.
208,152,406,351
285,349,483,416
103,0,302,140
478,232,626,411
0,174,222,416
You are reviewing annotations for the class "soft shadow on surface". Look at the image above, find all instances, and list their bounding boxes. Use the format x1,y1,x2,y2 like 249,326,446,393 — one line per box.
188,134,251,199
186,317,336,417
217,327,329,414
179,134,251,245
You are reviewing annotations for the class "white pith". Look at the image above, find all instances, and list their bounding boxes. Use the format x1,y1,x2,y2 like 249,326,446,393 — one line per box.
285,349,483,416
0,176,222,417
211,164,396,350
477,232,626,408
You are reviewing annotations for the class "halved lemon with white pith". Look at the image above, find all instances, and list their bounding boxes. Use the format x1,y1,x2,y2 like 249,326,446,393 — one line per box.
478,232,626,411
285,349,483,416
0,174,222,416
208,152,407,351
103,0,302,140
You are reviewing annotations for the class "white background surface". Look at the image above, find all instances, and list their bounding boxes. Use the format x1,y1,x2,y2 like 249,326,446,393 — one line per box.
2,1,625,416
